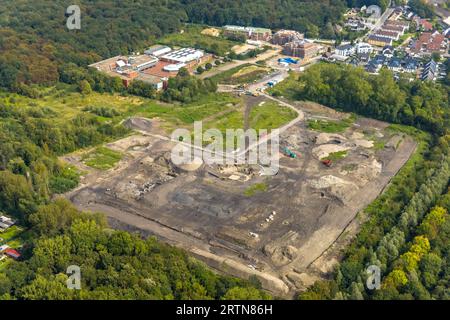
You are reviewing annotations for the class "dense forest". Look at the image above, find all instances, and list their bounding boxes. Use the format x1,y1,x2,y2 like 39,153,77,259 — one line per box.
0,199,270,300
272,63,450,300
279,63,450,135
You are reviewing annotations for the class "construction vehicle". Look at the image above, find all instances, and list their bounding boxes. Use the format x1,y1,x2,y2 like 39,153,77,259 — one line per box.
283,147,297,158
321,159,332,167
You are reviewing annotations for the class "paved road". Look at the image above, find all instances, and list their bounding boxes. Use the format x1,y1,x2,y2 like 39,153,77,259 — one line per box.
362,0,394,41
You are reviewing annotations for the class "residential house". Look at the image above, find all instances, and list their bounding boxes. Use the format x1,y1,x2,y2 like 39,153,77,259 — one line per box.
384,20,410,33
4,248,21,260
414,32,447,54
223,25,272,41
345,19,367,32
382,24,406,35
283,41,321,60
421,60,438,81
414,18,433,32
402,57,419,73
371,54,387,68
335,44,355,57
368,35,393,47
375,30,400,41
0,216,15,227
355,42,373,54
382,45,394,57
388,58,402,72
272,30,304,45
365,62,379,73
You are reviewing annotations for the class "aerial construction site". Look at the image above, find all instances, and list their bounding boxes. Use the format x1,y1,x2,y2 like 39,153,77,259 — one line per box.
65,95,416,297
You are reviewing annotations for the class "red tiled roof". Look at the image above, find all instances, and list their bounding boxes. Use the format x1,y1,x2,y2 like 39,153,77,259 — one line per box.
142,61,178,78
414,32,446,52
4,248,20,259
420,19,433,31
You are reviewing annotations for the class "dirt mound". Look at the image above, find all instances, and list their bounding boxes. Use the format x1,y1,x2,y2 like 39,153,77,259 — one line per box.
123,117,152,132
175,157,204,172
264,244,298,267
309,175,359,203
312,144,350,160
315,133,346,145
309,175,354,189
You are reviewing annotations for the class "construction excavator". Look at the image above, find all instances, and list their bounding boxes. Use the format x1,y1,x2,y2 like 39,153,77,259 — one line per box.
283,147,297,159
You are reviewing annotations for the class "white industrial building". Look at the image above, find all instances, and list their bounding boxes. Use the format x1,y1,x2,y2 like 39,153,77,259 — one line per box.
161,48,204,64
144,45,172,57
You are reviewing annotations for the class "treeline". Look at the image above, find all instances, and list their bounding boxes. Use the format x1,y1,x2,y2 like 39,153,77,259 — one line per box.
408,0,435,19
301,165,449,299
182,0,347,39
162,69,217,103
0,100,129,222
0,199,270,300
288,63,450,300
60,63,217,103
290,64,449,136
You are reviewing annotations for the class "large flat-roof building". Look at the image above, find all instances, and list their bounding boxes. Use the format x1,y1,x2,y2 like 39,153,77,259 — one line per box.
144,45,172,57
271,30,304,45
368,35,393,47
283,41,321,60
89,45,209,90
223,25,272,41
160,48,204,64
160,47,209,72
374,30,400,41
89,55,164,89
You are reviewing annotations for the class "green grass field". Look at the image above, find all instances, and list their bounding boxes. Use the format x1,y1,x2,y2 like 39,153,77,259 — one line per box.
0,225,31,271
209,64,271,85
158,25,239,56
82,147,123,170
0,226,23,244
308,119,349,133
135,93,240,130
307,118,352,133
321,150,348,161
0,84,145,125
244,182,268,196
249,101,297,131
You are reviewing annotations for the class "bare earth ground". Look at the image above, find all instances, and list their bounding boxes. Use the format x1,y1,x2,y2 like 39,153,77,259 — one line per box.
63,97,416,298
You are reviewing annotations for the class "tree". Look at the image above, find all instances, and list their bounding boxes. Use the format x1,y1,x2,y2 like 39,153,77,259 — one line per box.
222,287,271,300
196,66,204,74
420,253,442,289
384,269,408,289
177,67,190,78
78,80,92,95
